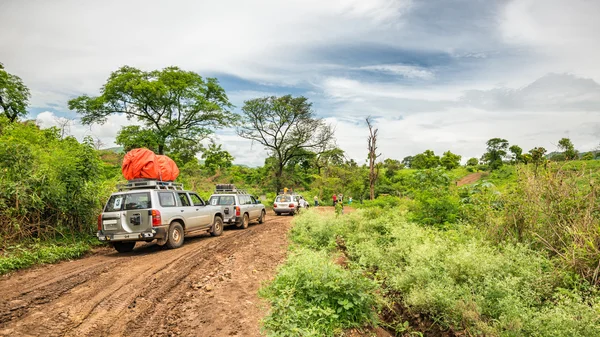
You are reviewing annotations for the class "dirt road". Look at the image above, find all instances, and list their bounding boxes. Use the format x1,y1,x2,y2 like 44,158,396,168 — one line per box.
0,212,293,337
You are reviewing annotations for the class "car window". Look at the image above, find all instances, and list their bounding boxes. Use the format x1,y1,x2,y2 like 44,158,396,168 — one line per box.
190,194,204,206
250,196,257,204
178,193,191,206
275,195,290,203
105,192,151,212
159,192,177,207
209,195,235,206
242,195,252,205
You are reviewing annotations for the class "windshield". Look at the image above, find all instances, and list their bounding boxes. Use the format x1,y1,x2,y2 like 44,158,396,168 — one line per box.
105,192,151,212
208,195,236,206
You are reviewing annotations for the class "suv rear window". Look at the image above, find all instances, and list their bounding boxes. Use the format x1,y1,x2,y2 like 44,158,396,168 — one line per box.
105,192,151,212
275,195,292,203
208,195,235,206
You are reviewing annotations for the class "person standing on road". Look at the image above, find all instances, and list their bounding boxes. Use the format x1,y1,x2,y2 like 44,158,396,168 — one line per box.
348,196,352,205
314,195,319,207
332,193,337,206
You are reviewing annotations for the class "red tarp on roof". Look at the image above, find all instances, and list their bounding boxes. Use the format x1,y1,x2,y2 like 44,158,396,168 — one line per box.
122,148,179,181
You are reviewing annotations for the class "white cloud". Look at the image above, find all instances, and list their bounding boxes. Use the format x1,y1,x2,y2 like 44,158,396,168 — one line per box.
358,64,435,79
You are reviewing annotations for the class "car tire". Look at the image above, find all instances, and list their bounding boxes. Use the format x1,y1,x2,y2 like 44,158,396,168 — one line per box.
258,210,266,224
113,241,136,253
210,216,224,237
241,213,249,229
166,222,184,249
275,212,281,216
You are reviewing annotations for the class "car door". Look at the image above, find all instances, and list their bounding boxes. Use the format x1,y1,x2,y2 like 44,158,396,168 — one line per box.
189,193,212,228
250,196,260,219
176,192,201,230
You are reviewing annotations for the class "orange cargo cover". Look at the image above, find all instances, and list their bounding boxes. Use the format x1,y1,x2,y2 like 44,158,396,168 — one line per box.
122,148,180,181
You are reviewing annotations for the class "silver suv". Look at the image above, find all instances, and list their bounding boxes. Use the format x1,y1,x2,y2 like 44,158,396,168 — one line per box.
98,180,224,253
207,184,266,228
273,193,305,215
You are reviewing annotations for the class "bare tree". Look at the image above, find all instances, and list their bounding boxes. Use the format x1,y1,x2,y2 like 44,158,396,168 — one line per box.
237,95,335,193
366,117,381,200
93,137,105,151
54,116,73,139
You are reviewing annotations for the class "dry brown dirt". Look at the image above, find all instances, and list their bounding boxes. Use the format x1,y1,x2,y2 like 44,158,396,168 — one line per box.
0,211,293,337
456,172,485,187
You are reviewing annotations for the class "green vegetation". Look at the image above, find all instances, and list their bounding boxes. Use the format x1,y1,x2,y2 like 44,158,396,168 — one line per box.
261,206,600,336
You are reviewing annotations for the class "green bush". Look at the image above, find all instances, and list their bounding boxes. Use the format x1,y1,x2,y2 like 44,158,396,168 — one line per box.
260,248,378,337
286,209,600,336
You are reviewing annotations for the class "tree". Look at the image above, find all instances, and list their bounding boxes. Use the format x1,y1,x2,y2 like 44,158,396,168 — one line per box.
509,145,523,164
366,117,381,200
411,150,440,169
482,138,509,170
581,152,594,160
383,158,404,179
68,66,233,155
401,155,414,168
116,125,160,152
440,151,461,170
466,157,479,167
313,147,345,174
202,141,234,173
529,147,547,176
558,137,578,160
0,63,31,123
237,95,334,193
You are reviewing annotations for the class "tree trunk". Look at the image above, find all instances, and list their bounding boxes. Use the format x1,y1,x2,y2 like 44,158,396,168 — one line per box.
366,117,380,201
275,164,284,194
158,143,165,155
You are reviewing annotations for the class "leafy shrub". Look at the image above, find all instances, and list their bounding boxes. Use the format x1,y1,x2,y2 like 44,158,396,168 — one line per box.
260,248,378,337
287,209,600,336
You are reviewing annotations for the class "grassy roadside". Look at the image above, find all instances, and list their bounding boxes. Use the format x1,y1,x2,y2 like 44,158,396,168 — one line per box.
260,209,600,337
0,236,104,275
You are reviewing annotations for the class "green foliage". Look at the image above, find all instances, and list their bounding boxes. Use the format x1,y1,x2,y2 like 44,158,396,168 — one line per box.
68,65,233,154
466,157,479,167
260,248,378,337
0,236,100,275
0,63,31,122
115,125,160,152
529,147,547,174
0,118,109,245
201,140,234,174
482,138,509,170
509,145,523,163
288,210,600,337
581,152,594,160
411,150,440,169
558,138,578,160
440,150,461,170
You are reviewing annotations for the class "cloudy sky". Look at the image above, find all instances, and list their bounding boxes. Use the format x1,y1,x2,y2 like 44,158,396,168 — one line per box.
1,0,599,166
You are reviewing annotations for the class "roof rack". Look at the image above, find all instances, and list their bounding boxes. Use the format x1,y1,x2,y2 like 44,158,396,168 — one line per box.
214,184,249,195
117,179,185,191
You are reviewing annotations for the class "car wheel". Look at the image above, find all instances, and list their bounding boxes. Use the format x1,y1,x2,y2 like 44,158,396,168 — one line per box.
275,212,281,216
258,210,266,224
166,222,184,249
241,213,249,229
210,216,224,237
113,241,136,253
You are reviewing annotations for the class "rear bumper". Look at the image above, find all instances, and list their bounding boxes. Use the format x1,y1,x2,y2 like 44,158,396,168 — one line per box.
273,207,296,213
97,227,168,242
224,216,242,225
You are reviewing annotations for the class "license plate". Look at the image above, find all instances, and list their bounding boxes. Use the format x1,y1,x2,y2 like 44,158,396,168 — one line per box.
103,219,117,225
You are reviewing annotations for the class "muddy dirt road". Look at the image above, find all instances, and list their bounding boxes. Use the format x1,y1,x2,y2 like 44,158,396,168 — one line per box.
0,212,293,337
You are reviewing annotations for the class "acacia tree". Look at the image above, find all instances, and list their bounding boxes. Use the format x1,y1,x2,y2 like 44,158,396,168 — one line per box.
529,147,547,176
0,63,30,123
68,66,233,155
366,117,381,200
411,150,440,169
237,95,334,193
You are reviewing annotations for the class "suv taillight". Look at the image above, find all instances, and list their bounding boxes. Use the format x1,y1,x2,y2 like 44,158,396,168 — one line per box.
235,206,241,216
97,214,102,231
152,209,162,227
273,203,277,208
289,203,295,208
